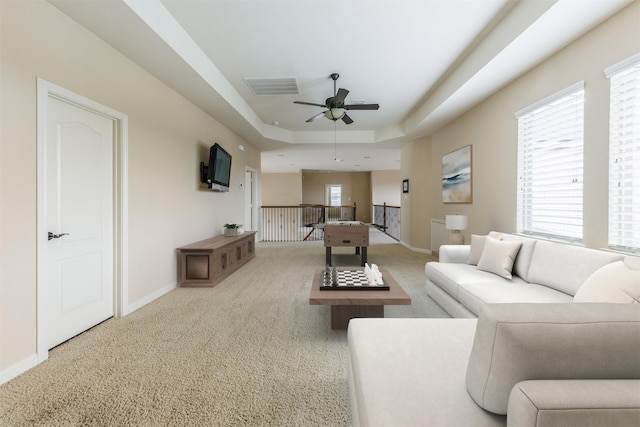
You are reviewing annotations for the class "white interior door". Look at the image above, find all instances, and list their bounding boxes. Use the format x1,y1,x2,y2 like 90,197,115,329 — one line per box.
45,96,114,349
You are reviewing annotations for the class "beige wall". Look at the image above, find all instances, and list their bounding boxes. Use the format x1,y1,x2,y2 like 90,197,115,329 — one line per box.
264,170,394,223
400,137,433,250
399,0,640,252
261,172,302,205
0,1,260,372
301,171,372,223
371,170,401,206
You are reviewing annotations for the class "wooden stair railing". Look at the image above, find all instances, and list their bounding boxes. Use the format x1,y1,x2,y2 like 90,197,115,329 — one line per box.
261,203,357,242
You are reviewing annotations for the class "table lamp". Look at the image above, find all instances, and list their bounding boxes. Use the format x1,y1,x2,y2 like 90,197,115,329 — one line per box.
446,215,468,244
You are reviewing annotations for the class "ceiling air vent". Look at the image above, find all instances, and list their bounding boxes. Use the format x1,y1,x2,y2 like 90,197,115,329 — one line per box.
244,77,299,96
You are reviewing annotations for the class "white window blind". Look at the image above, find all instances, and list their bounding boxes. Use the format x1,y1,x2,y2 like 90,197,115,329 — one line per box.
607,54,640,252
516,82,585,242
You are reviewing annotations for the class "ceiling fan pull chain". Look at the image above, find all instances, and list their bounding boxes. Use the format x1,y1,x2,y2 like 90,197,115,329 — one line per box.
334,120,337,161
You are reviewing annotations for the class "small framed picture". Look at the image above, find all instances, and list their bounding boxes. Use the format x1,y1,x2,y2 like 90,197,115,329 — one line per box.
402,179,409,193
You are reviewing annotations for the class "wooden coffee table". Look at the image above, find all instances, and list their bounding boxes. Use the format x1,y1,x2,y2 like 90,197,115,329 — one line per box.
309,267,411,329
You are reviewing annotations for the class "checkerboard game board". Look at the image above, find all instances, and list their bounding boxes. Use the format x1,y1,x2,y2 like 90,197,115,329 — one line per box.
320,269,390,291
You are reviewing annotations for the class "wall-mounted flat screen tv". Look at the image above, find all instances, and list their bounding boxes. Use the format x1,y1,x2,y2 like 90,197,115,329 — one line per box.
205,143,232,192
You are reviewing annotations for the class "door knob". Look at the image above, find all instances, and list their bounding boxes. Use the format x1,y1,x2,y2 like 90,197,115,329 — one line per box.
48,232,69,241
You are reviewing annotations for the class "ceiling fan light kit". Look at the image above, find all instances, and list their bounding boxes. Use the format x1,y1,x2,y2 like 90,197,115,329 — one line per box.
325,108,345,120
294,73,379,125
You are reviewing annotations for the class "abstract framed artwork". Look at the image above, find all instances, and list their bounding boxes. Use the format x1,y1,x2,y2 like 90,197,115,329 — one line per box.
442,144,472,203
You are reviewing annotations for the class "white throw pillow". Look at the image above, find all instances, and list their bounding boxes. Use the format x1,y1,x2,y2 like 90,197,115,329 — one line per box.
476,237,522,279
573,261,640,303
466,232,503,265
467,235,487,265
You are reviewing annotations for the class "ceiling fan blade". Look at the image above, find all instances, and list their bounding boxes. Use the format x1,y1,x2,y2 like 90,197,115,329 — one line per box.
306,111,326,122
342,113,354,125
294,101,327,108
334,88,349,104
345,103,379,110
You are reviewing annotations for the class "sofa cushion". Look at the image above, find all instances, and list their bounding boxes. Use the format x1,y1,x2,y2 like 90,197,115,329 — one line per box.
500,233,537,282
476,238,522,279
467,234,487,265
465,303,640,415
457,279,572,315
426,280,478,318
527,240,624,296
426,262,479,299
426,261,529,302
624,255,640,270
573,260,640,303
348,318,505,427
467,232,503,265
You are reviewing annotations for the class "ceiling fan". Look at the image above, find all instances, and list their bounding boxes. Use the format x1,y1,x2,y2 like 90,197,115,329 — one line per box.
294,73,379,125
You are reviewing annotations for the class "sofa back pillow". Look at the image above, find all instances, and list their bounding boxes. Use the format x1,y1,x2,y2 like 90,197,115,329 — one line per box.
500,234,537,282
623,255,640,270
476,237,522,279
527,241,623,296
465,303,640,415
466,232,503,265
466,234,486,265
573,260,640,303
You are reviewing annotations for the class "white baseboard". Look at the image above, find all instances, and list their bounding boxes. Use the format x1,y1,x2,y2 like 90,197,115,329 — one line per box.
124,281,177,315
400,240,433,255
0,353,39,385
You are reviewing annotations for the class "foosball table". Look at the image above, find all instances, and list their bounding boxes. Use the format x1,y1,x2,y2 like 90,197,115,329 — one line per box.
323,221,369,266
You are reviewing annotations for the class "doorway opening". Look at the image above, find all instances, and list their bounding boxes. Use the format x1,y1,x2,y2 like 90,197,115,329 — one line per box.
325,184,342,206
244,167,258,235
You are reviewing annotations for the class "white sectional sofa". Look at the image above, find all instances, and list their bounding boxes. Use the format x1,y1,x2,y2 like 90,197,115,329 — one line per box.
425,232,639,317
348,303,640,426
347,233,640,426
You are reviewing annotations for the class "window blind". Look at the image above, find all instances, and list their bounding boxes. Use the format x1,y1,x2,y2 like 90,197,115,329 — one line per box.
516,82,585,242
607,54,640,252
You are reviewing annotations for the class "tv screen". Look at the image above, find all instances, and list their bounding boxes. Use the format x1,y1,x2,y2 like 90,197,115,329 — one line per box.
206,143,232,192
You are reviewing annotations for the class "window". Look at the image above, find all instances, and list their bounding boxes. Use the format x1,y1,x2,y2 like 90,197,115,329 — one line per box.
516,82,585,242
326,184,342,207
606,54,640,252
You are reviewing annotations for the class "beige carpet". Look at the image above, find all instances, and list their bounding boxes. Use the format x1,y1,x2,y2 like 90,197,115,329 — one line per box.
0,229,447,426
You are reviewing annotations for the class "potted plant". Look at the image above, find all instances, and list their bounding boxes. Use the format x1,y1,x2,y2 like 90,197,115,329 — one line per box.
224,223,239,236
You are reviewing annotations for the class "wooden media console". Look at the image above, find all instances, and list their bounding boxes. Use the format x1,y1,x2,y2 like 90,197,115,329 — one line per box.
176,231,256,287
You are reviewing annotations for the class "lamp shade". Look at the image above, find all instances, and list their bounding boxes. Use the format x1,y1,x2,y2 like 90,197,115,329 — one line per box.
446,215,468,231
